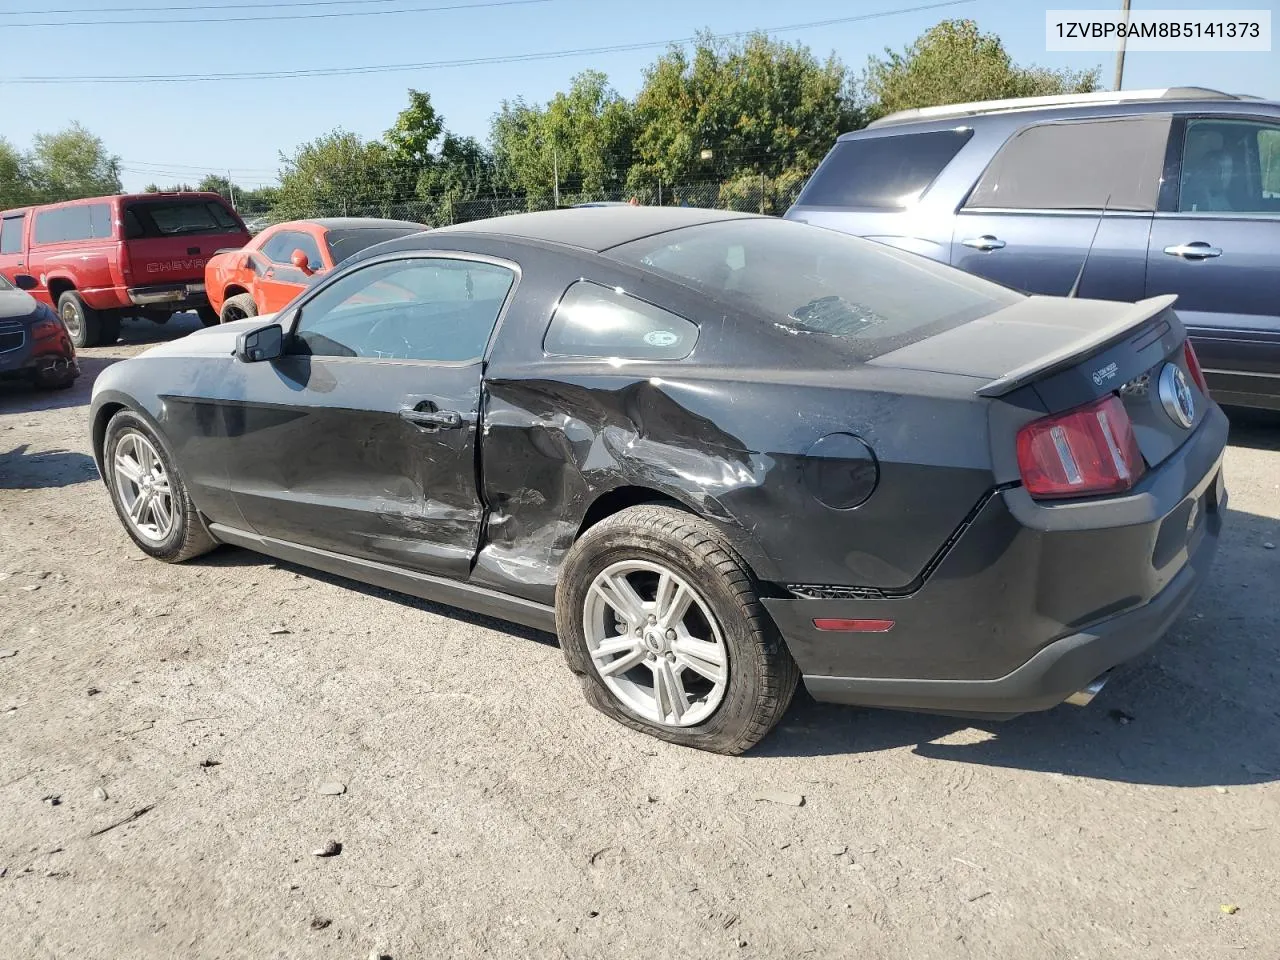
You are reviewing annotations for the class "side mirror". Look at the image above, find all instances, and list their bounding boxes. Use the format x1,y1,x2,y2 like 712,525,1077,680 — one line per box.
13,274,37,291
291,249,314,275
234,323,283,363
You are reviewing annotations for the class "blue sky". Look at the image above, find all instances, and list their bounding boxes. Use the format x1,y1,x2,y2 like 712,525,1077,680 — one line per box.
2,0,1276,192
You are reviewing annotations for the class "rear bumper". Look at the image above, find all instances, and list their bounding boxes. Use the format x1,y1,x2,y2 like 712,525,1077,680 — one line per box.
127,282,209,309
764,404,1228,717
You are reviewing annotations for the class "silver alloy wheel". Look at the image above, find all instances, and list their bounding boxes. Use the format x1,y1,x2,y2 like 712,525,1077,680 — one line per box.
112,431,175,543
583,559,729,727
59,300,82,340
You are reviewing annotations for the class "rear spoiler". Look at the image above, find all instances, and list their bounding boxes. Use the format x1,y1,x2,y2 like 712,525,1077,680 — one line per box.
976,294,1178,398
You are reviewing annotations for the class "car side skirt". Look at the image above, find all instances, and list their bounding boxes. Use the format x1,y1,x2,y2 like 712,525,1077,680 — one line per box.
207,523,558,634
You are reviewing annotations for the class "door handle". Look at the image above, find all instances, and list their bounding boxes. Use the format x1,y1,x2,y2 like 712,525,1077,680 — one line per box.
961,235,1006,251
1163,242,1222,260
399,407,463,430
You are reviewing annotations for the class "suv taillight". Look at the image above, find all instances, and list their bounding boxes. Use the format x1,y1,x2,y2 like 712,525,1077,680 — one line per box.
1016,395,1145,500
1183,340,1209,394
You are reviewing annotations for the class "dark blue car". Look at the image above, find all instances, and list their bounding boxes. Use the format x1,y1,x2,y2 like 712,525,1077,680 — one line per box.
786,87,1280,412
0,272,78,390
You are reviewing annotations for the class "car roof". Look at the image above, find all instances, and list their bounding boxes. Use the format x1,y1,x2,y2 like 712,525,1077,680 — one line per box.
431,206,760,252
308,217,428,231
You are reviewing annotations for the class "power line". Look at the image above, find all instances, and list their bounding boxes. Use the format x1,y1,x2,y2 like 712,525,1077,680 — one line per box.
0,0,548,29
1,1,975,84
0,0,428,15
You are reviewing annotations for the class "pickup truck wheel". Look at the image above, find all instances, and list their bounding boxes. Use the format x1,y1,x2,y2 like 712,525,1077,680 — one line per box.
196,305,220,327
103,410,217,563
557,505,799,755
58,291,100,348
219,293,258,324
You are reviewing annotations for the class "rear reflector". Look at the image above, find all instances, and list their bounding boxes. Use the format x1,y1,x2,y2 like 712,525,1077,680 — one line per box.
1183,340,1209,394
813,618,895,632
1016,394,1145,500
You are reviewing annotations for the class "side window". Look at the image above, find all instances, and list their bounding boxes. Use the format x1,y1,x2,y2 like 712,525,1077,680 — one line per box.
34,209,67,244
292,257,515,362
795,130,973,209
1179,118,1280,214
0,214,24,254
544,280,698,361
88,203,113,239
965,116,1171,212
260,231,299,263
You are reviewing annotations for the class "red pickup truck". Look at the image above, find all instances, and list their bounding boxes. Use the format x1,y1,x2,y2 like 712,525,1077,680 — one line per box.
0,192,251,347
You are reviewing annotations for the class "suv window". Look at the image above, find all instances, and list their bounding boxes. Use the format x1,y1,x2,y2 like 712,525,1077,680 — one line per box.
292,257,514,362
123,199,242,238
33,203,113,244
1178,118,1280,214
966,116,1170,212
544,280,698,360
262,230,323,270
795,130,973,209
0,214,24,254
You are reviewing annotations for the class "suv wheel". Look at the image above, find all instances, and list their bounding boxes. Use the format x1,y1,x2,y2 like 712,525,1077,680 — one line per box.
58,291,100,348
557,505,799,755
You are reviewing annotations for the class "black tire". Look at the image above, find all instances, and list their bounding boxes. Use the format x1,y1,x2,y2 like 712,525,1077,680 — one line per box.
219,293,257,324
102,410,217,563
98,313,121,345
557,505,799,755
31,364,77,390
196,304,220,327
58,291,100,348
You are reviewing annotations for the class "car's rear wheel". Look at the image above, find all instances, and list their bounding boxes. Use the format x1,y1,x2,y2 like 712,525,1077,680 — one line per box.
103,410,217,563
557,505,799,754
219,293,257,324
58,291,100,348
196,305,220,327
30,362,77,390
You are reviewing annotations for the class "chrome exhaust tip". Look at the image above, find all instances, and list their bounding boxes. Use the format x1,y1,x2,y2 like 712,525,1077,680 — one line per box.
1065,675,1108,707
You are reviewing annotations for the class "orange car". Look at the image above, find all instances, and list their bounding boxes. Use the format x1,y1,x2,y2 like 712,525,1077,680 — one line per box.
205,217,428,322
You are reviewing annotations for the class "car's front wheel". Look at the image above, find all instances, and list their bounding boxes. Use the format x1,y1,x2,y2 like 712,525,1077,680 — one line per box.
557,505,799,754
219,293,257,324
103,410,217,562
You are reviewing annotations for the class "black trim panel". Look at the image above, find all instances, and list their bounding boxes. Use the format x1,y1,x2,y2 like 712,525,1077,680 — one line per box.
207,523,558,633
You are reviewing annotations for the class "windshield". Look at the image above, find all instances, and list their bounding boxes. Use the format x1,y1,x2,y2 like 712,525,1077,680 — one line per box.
325,226,425,265
607,217,1022,360
0,274,12,291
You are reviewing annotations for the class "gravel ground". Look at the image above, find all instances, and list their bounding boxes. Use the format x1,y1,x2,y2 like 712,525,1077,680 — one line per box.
2,314,1278,960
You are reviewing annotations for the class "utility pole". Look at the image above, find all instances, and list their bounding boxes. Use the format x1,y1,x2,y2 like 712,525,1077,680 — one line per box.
552,145,560,208
1113,0,1132,91
227,170,236,210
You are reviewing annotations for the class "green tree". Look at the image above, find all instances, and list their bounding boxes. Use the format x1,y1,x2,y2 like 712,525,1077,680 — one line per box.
491,70,636,203
274,129,397,219
863,19,1099,119
24,123,122,202
1,138,31,208
629,33,858,189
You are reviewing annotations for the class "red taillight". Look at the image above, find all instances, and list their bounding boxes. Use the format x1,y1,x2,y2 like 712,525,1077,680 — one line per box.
1183,340,1209,394
1016,395,1145,500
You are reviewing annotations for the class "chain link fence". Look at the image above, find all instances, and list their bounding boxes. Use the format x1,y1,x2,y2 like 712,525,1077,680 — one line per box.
238,176,808,231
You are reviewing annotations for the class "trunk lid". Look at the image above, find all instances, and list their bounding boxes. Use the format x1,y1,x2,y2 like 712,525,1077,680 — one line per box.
121,197,250,286
869,294,1203,468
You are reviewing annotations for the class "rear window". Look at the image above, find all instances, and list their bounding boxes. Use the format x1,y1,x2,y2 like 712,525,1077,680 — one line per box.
796,130,973,209
124,199,243,239
965,116,1171,212
325,226,424,265
33,203,112,244
608,217,1021,360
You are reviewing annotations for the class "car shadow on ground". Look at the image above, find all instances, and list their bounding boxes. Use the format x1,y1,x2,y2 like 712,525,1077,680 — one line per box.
112,311,205,346
190,546,561,649
0,443,99,489
1225,406,1280,451
0,356,120,415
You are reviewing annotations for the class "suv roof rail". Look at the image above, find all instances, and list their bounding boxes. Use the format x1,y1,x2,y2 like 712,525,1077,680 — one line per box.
866,87,1253,128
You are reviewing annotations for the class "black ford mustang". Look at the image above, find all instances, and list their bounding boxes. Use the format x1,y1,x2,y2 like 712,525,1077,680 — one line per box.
90,208,1227,754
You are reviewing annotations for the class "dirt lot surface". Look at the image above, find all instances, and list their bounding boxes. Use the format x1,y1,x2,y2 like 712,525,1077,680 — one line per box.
2,314,1279,960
